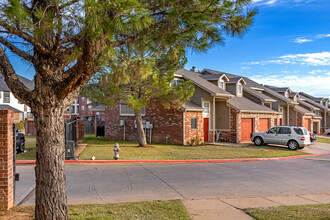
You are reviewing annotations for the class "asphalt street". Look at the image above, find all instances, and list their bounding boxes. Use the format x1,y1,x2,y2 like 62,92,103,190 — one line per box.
15,153,330,206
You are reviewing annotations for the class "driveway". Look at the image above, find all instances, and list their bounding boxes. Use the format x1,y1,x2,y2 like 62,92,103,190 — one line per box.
302,141,330,154
16,153,330,206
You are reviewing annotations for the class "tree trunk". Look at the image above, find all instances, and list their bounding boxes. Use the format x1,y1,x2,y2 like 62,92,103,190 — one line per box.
135,110,147,147
33,105,68,219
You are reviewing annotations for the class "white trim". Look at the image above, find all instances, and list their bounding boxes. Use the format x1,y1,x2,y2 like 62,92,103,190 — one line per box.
202,100,211,118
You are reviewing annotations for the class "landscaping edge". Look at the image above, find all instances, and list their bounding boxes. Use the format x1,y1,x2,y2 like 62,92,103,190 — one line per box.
16,152,330,164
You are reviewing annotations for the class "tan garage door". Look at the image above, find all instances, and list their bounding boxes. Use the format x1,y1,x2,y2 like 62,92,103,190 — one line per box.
259,118,269,132
304,119,311,131
241,118,253,142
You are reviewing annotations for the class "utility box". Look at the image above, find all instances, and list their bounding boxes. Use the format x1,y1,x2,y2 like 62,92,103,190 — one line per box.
65,140,75,160
96,125,105,137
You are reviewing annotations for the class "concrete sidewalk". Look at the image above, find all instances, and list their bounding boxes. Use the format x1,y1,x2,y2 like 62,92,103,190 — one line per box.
183,192,330,220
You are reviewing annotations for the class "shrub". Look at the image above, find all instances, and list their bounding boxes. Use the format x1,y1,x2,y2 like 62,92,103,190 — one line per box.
189,137,203,146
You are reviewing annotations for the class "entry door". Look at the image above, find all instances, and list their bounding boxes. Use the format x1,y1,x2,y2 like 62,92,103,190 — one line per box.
204,118,209,142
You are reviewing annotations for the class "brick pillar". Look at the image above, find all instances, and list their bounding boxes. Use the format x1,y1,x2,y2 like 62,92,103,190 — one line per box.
0,110,14,210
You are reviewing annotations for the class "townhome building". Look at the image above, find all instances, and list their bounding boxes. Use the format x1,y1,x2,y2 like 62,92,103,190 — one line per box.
104,68,281,144
0,75,34,122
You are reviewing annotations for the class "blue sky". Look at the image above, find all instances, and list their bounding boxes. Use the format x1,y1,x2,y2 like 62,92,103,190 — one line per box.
185,0,330,98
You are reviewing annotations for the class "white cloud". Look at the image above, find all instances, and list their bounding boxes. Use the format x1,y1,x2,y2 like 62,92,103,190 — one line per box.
316,34,330,39
253,0,313,6
309,70,322,75
250,74,330,97
247,52,330,66
293,37,313,44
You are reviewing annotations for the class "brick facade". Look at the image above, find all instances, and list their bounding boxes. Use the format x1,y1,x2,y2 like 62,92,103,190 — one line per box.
237,111,281,143
184,111,203,145
77,119,84,141
105,103,185,145
0,110,14,210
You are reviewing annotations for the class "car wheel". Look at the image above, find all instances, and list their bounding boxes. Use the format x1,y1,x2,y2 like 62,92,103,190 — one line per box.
288,140,299,150
18,140,25,153
254,137,263,146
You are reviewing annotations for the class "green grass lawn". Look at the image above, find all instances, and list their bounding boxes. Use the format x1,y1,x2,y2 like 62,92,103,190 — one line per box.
317,137,330,144
245,204,330,220
2,200,190,220
79,136,308,160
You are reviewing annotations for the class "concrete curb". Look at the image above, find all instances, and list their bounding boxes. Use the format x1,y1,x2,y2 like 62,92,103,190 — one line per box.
16,152,330,164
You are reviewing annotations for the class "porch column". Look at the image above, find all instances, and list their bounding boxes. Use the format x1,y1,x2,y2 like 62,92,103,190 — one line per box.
213,96,215,143
287,104,290,126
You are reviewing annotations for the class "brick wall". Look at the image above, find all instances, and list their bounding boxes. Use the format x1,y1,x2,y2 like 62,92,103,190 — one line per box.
184,111,203,145
25,118,36,136
297,112,303,127
0,110,14,210
238,112,281,143
104,103,184,145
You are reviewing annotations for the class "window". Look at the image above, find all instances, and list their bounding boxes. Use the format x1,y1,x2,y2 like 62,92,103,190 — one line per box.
171,79,182,87
81,96,85,102
88,105,92,110
75,98,79,104
3,92,10,103
279,127,291,134
204,103,210,114
120,104,145,116
238,84,242,95
219,81,224,89
268,127,279,134
294,128,303,135
274,119,278,126
101,115,105,121
81,106,84,111
284,91,289,98
191,118,197,129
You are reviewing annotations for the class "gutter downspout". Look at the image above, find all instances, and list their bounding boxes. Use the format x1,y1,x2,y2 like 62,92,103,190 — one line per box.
213,96,216,143
287,104,290,126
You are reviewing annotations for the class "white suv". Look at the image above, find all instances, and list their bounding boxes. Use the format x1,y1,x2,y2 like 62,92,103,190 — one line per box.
326,128,330,135
251,126,311,150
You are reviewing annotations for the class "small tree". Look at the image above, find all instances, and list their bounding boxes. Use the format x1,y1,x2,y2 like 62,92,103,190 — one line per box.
0,0,256,218
84,44,194,147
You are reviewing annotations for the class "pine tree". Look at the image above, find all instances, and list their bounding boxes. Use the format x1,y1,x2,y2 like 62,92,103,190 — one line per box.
0,0,257,218
84,43,194,147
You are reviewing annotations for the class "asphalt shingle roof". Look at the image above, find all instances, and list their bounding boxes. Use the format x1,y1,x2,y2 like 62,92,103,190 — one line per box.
297,99,320,111
0,104,22,112
0,75,34,91
300,95,328,111
175,69,233,97
243,86,276,102
228,96,279,113
182,101,204,112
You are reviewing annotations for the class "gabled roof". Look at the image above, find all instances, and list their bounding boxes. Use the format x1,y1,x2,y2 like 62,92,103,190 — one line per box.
228,96,280,114
182,101,204,112
226,77,246,84
204,69,296,104
200,73,230,82
295,105,314,115
300,95,328,111
175,69,233,97
264,85,291,93
243,86,276,102
0,75,34,91
299,92,325,103
0,104,22,112
297,99,320,111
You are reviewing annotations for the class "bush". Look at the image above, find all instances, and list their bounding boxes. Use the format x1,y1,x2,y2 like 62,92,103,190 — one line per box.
16,120,25,130
189,137,203,146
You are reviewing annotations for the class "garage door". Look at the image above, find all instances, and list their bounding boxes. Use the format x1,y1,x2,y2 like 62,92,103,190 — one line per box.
259,118,269,132
241,118,253,142
304,119,311,131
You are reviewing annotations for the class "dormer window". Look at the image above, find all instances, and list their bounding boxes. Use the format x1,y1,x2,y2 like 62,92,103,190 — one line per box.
294,96,297,102
284,91,289,98
238,84,242,95
219,81,224,90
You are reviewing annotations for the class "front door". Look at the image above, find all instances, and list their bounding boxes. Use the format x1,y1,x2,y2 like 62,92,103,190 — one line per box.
204,118,209,142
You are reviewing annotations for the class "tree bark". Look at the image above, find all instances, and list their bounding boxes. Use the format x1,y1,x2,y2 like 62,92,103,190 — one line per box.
135,110,147,147
33,104,68,220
